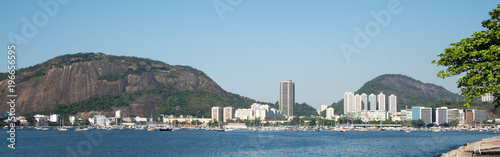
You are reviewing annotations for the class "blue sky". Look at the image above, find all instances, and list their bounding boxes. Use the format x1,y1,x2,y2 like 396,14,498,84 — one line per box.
0,0,498,109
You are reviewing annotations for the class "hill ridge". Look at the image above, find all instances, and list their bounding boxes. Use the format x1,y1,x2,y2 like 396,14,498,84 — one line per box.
330,74,462,114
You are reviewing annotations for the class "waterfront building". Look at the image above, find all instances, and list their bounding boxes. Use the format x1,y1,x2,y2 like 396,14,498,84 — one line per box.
388,94,397,116
279,80,295,117
234,103,284,120
447,108,463,124
459,109,465,125
361,93,368,111
211,106,223,122
391,112,401,121
33,114,48,126
344,92,355,114
49,114,60,123
162,116,212,124
432,107,448,125
378,92,386,111
465,109,474,126
368,94,376,111
406,109,412,121
251,103,261,111
134,116,148,122
326,107,335,120
321,104,328,111
344,92,354,114
482,92,495,102
223,106,234,122
348,110,386,122
412,106,432,124
235,108,254,120
474,110,487,123
115,110,122,119
465,109,487,126
355,94,361,112
69,116,77,125
89,115,110,126
401,109,413,121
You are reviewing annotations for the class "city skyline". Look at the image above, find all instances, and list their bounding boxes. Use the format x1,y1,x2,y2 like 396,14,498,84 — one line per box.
1,1,498,109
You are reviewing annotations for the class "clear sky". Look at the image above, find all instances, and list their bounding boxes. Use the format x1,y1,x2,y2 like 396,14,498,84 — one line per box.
0,1,498,110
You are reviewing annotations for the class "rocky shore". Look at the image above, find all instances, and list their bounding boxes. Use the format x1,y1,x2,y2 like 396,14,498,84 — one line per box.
440,136,500,157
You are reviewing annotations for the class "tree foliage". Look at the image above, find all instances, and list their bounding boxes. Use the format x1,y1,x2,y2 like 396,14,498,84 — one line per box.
293,102,319,117
433,5,500,109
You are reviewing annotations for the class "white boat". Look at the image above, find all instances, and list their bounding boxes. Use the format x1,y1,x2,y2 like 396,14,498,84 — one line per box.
75,127,89,131
58,117,68,131
41,127,50,131
358,128,369,132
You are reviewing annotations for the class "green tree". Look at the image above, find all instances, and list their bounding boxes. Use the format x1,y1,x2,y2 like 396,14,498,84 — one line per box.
433,5,500,108
448,120,459,127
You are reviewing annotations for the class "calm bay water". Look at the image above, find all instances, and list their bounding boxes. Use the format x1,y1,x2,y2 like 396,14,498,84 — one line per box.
1,129,498,157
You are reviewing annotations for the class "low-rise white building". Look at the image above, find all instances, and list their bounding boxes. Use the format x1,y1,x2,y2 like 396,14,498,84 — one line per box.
134,116,149,122
69,116,78,125
326,108,335,120
89,115,110,126
49,114,60,123
348,110,387,122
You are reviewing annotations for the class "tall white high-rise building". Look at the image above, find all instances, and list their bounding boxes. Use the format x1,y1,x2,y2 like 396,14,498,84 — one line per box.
368,94,376,111
349,93,354,112
321,104,328,111
377,92,386,111
433,107,448,125
223,106,234,122
211,106,223,122
355,94,361,112
279,80,295,117
482,92,495,102
343,92,354,114
115,110,123,119
361,93,368,111
326,107,335,120
389,94,397,115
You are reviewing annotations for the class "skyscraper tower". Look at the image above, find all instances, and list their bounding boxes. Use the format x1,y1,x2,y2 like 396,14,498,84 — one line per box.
344,92,354,114
361,93,368,111
355,94,361,112
377,92,386,111
389,94,397,115
279,80,295,117
368,94,377,111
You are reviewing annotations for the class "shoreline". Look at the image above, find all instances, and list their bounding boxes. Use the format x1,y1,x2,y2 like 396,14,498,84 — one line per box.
440,136,500,157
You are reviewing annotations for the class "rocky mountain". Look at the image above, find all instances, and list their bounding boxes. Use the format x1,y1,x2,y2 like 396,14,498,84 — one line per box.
330,74,463,114
0,53,258,119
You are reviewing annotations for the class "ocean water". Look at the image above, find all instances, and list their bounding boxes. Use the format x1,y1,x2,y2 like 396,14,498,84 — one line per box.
1,129,498,157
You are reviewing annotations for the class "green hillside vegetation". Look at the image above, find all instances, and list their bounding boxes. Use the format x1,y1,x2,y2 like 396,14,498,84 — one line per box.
156,88,256,118
98,65,147,81
270,102,319,117
22,86,259,119
294,103,319,116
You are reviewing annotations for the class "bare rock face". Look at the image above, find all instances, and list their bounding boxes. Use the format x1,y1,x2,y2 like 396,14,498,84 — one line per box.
0,53,226,116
